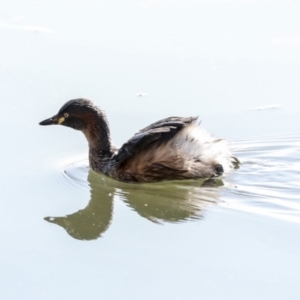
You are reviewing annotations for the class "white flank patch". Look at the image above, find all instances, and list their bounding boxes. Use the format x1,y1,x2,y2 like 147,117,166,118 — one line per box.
173,123,234,172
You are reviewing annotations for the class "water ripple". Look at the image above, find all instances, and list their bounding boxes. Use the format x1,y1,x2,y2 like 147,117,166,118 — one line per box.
59,134,300,224
223,134,300,223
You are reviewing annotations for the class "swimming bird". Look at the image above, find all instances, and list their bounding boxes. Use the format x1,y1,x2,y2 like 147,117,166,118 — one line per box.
39,99,239,182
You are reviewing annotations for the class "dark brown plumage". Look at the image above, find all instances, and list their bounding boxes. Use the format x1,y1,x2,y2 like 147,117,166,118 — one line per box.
39,98,239,183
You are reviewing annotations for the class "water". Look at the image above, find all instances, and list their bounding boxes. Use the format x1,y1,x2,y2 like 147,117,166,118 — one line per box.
1,1,300,299
45,132,300,240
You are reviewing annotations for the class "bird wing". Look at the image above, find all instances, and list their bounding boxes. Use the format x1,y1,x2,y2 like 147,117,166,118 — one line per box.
114,116,197,164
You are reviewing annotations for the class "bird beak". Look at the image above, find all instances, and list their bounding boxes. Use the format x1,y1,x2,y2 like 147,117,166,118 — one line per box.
39,115,64,126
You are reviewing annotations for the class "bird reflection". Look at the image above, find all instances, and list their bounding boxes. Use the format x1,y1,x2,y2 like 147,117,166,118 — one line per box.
45,169,223,240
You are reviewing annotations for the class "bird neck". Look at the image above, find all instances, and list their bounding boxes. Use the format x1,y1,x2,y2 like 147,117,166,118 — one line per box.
82,113,114,172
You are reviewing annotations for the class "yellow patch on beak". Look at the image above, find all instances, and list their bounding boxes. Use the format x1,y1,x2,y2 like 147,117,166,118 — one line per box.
58,117,65,124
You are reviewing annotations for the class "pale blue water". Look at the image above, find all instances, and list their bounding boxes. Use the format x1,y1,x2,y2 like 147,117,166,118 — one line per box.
1,1,300,299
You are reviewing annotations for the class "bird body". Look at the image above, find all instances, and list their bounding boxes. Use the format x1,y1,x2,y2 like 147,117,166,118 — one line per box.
40,99,238,183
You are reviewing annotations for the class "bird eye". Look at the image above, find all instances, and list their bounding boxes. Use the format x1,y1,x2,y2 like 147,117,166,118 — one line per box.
64,113,69,118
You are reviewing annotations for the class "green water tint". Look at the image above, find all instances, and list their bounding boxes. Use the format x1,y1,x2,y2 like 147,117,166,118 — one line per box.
45,170,224,240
